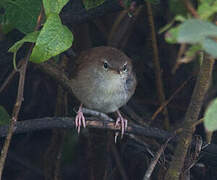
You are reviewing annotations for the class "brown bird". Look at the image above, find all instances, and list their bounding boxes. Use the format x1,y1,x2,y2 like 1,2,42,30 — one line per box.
71,46,137,138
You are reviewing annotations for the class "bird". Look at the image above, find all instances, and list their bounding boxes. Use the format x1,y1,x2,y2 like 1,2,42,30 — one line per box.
71,46,137,138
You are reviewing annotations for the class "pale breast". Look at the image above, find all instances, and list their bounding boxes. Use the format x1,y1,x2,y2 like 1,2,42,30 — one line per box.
72,73,131,113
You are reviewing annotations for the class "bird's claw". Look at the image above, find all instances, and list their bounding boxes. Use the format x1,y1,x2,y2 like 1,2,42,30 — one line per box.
75,106,86,134
115,114,127,143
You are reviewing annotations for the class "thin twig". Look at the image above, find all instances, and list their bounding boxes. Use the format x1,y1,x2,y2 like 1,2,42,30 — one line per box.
146,2,170,129
0,60,24,93
143,137,172,180
0,9,43,179
182,0,200,18
152,75,193,120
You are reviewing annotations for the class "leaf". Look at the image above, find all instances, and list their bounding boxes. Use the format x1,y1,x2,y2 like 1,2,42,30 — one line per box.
185,44,202,57
30,13,73,63
198,1,217,20
82,0,105,10
178,19,217,44
169,0,187,15
0,105,10,126
165,26,179,44
8,31,39,53
159,15,185,34
8,31,39,69
202,38,217,58
204,98,217,131
3,0,42,34
43,0,69,16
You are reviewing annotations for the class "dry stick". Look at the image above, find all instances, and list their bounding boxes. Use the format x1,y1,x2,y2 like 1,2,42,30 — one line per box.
172,44,186,74
165,57,215,179
146,2,170,130
152,75,193,120
0,10,43,179
0,52,30,179
143,137,172,180
182,0,200,18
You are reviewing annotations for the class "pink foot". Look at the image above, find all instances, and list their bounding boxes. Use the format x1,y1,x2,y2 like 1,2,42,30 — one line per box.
75,104,86,133
115,110,128,142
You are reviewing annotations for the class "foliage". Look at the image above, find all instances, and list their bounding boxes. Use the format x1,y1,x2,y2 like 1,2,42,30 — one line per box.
1,0,73,64
204,98,217,131
161,0,217,59
0,106,10,126
1,0,41,34
160,0,217,131
30,13,73,63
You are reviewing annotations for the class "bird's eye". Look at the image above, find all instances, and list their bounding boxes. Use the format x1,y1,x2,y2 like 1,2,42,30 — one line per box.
122,64,128,72
103,62,108,69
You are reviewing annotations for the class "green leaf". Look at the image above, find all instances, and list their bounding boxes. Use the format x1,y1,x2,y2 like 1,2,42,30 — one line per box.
202,38,217,58
43,0,69,16
3,0,42,34
8,31,39,53
82,0,105,10
185,44,202,57
178,19,217,43
169,0,187,15
198,1,217,20
0,106,10,126
204,98,217,131
8,31,39,69
165,26,179,44
30,13,73,63
159,15,185,34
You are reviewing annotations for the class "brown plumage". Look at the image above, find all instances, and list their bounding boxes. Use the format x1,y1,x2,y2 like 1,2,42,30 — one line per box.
71,46,137,136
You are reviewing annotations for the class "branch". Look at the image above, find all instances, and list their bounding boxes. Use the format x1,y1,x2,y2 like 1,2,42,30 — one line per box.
0,9,43,179
0,116,173,141
146,2,170,129
165,56,215,179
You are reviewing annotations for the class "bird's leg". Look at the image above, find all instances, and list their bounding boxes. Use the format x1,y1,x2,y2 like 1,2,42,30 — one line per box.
115,110,128,142
75,104,86,133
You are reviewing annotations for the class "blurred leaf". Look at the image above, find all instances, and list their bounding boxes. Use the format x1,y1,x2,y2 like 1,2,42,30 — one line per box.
202,38,217,58
3,0,42,34
159,15,185,34
82,0,105,10
169,0,187,15
0,105,10,126
185,44,202,57
204,98,217,131
178,19,217,43
165,26,179,44
0,18,14,34
30,13,73,63
43,0,69,16
198,1,217,20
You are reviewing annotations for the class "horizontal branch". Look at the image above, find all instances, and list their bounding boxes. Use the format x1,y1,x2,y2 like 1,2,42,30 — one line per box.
0,116,173,140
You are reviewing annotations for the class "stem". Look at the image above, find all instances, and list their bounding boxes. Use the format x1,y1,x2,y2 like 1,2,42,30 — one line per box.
0,9,43,179
165,57,215,179
146,2,170,129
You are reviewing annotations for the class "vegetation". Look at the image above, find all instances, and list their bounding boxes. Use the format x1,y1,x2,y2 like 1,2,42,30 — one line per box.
0,0,217,179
